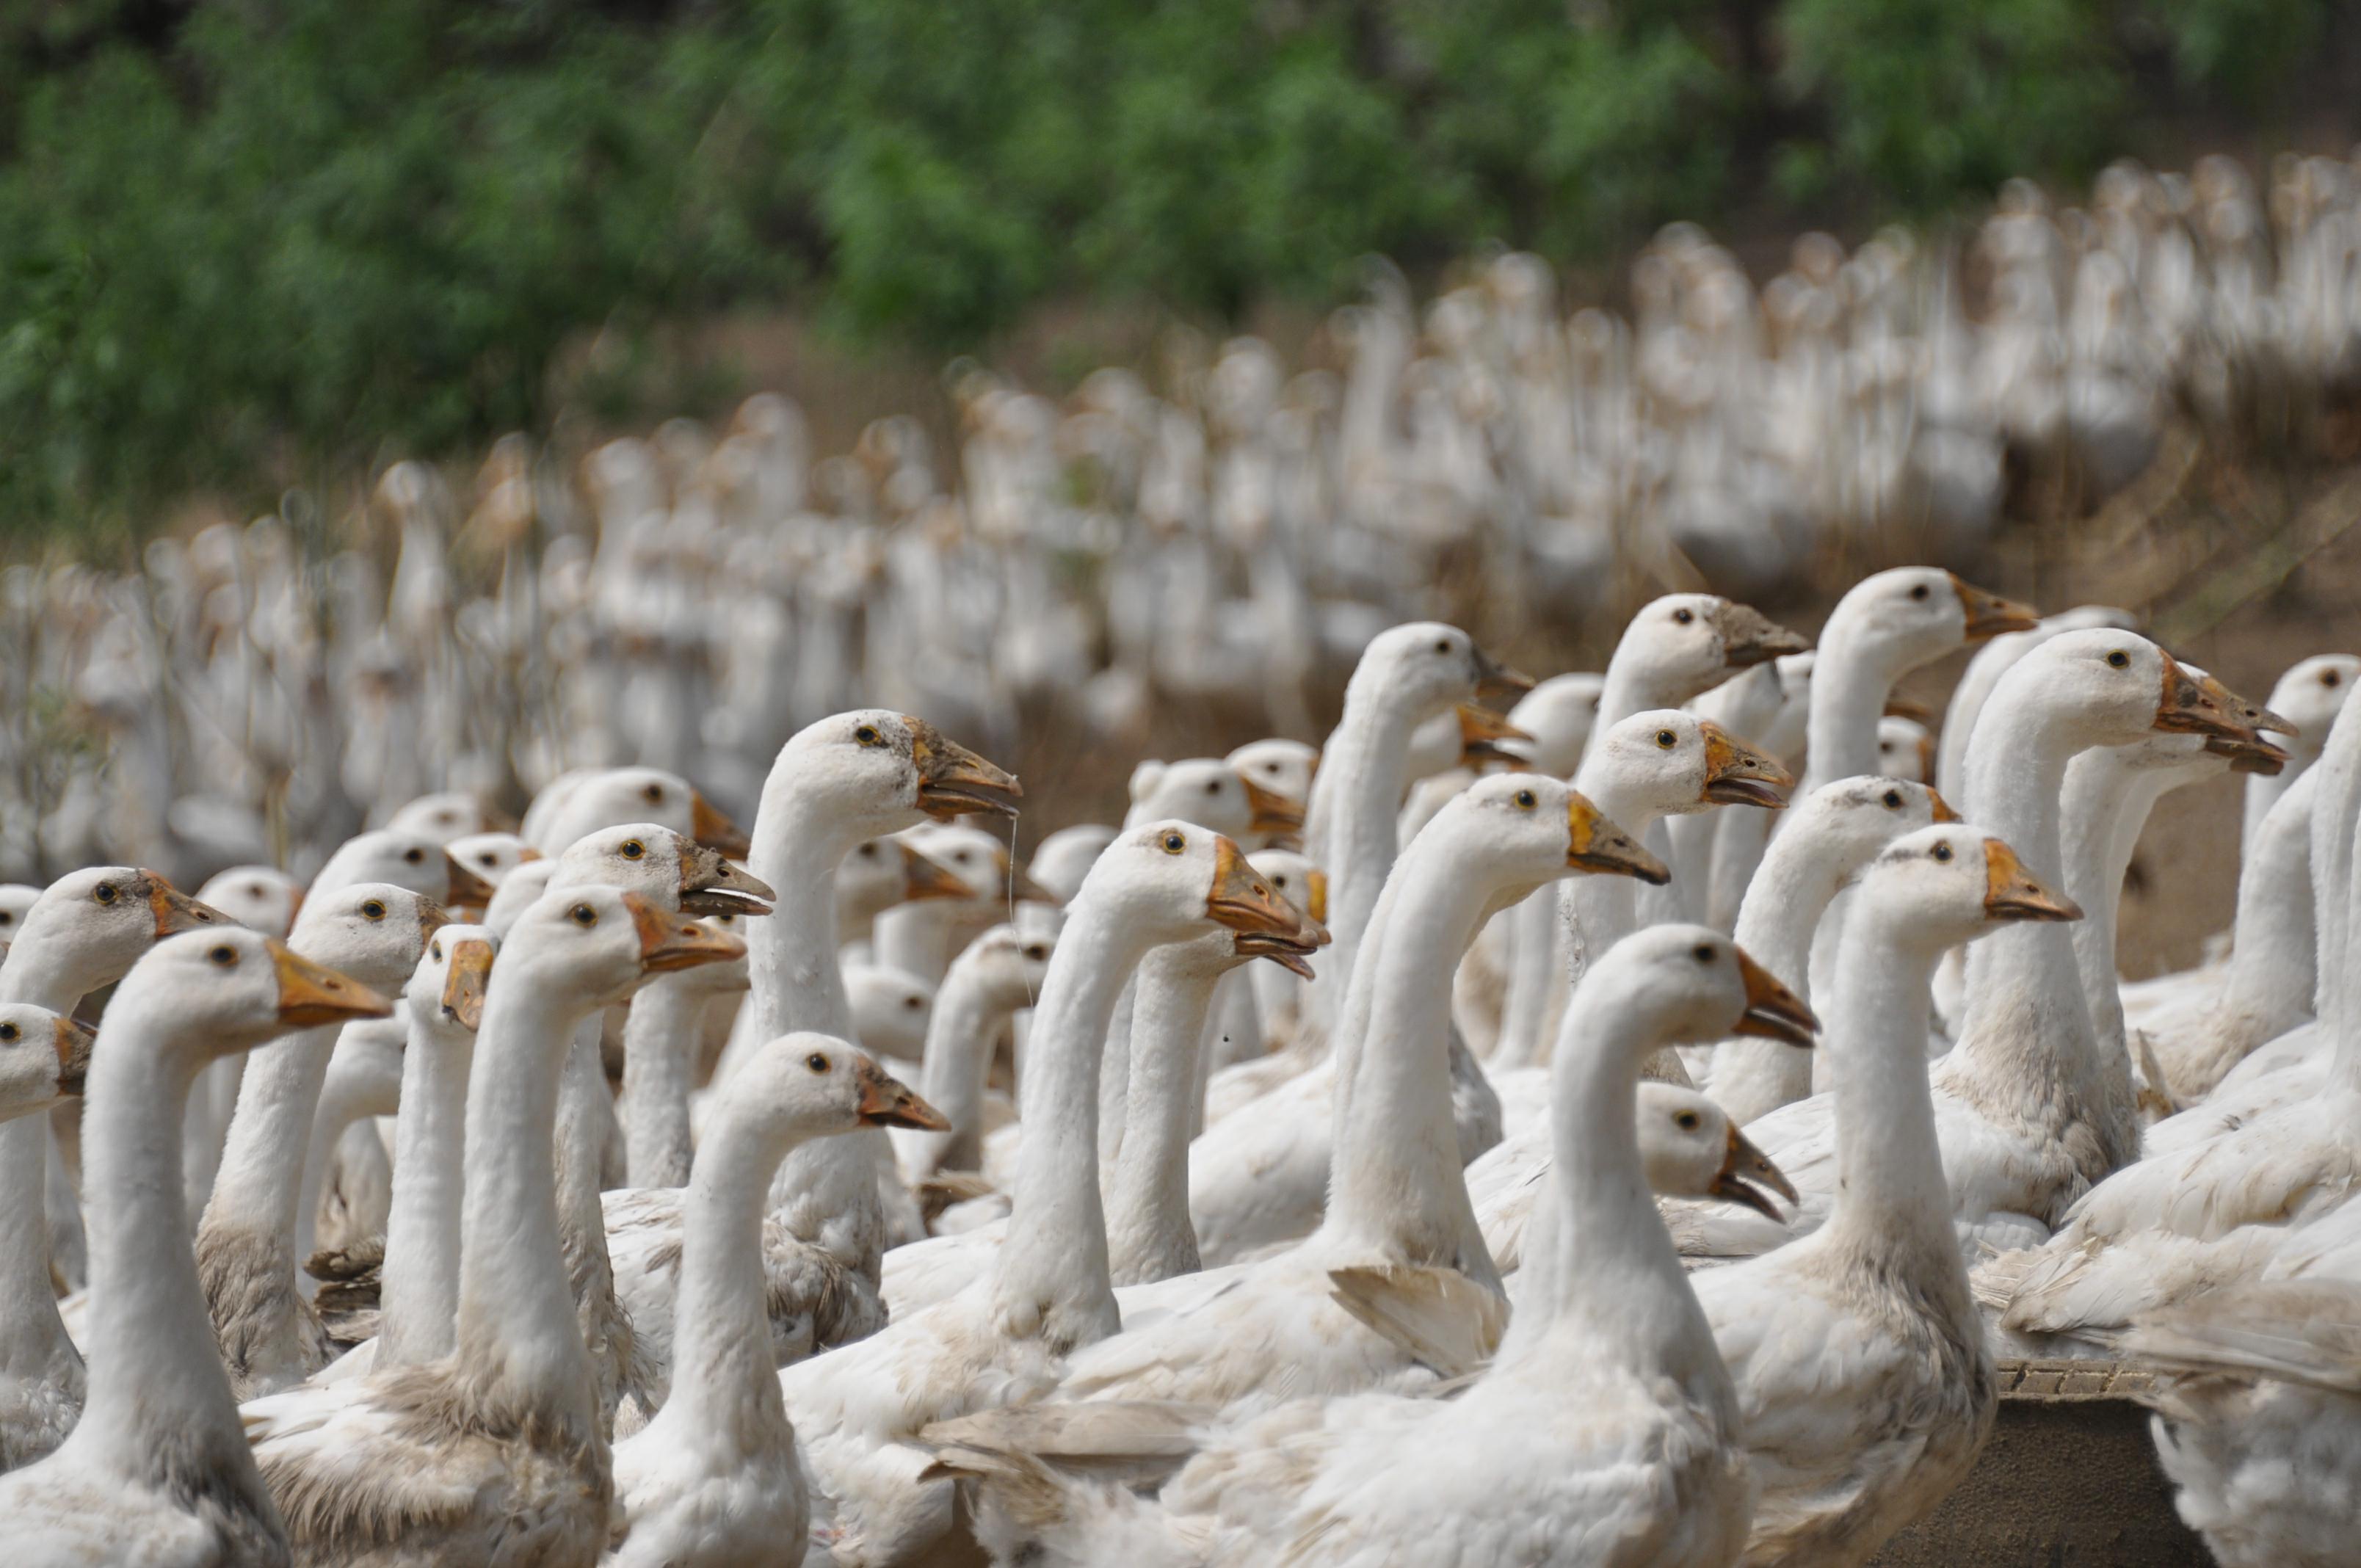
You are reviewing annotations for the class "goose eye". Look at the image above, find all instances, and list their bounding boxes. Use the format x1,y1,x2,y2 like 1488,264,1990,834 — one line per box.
1161,832,1186,854
1692,943,1715,963
361,900,387,921
1204,780,1222,794
404,848,425,865
479,853,497,866
0,1023,15,1042
854,725,882,747
2106,650,2130,669
1910,583,1930,600
805,1053,830,1073
1655,730,1677,749
1672,607,1694,625
208,944,237,965
1023,945,1047,960
1675,1110,1700,1130
1514,789,1537,808
2326,670,2343,687
0,912,11,925
429,943,443,962
1932,842,1955,863
643,784,665,802
1433,638,1451,654
904,995,923,1010
570,904,598,927
1882,789,1902,808
858,843,878,857
620,841,645,860
94,883,117,904
249,884,266,899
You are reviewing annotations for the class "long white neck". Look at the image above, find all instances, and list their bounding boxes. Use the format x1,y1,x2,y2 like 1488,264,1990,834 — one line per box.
552,1017,624,1414
198,1020,338,1311
1105,943,1229,1286
376,1009,474,1368
2217,769,2318,1040
746,783,888,1274
2059,751,2156,1057
1801,620,1900,794
1820,909,1959,1253
874,903,961,985
620,976,708,1188
1096,981,1140,1181
2307,696,2361,1030
68,984,280,1542
987,890,1156,1352
453,962,600,1431
645,1105,797,1456
907,969,1015,1177
1706,810,1860,1122
0,943,84,1415
1324,830,1518,1286
2243,736,2318,859
1943,680,2137,1171
1300,680,1426,1034
1526,761,1669,1065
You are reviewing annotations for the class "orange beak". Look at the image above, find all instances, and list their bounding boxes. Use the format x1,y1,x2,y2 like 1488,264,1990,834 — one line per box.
439,937,496,1031
51,1015,96,1097
1206,837,1329,946
857,1056,951,1130
1732,946,1818,1046
1568,792,1671,884
626,893,749,975
904,717,1023,821
689,791,753,859
1700,722,1795,809
1950,575,2040,641
146,874,228,939
270,942,394,1028
1982,840,2083,923
899,843,976,903
1239,773,1308,835
441,854,496,911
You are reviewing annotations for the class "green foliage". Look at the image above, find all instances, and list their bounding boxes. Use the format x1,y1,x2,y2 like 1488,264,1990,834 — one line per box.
0,0,2343,536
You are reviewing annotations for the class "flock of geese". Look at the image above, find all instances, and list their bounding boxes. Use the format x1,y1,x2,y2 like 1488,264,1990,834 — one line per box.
3,560,2361,1568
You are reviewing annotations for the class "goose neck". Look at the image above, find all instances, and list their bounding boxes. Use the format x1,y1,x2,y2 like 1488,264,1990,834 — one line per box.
1803,623,1899,791
621,976,705,1188
2218,772,2316,1036
912,970,1014,1177
376,1015,473,1368
197,1021,338,1296
1730,814,1849,992
1819,909,1959,1253
654,1109,794,1449
1106,946,1225,1286
0,952,86,1389
1305,694,1426,1017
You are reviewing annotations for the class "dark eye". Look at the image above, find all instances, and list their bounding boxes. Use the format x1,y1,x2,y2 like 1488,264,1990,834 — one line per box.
570,904,598,926
429,943,443,962
1514,789,1537,808
1693,943,1715,963
95,883,117,904
404,847,425,865
208,944,237,965
1433,638,1451,654
805,1053,830,1073
858,843,878,857
854,725,882,746
1204,780,1222,795
1675,1110,1700,1130
2326,670,2343,688
1882,789,1902,808
0,1023,15,1042
620,840,645,860
1655,730,1677,749
904,994,923,1010
361,900,387,921
1672,607,1694,625
643,783,665,803
1023,945,1046,960
1910,583,1930,600
0,912,11,925
249,883,266,899
2106,650,2130,669
479,853,497,867
1933,842,1954,862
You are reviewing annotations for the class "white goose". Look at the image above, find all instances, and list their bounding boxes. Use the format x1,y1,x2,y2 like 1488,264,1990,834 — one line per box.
0,867,225,1473
1691,826,2080,1566
0,1006,93,1124
835,837,973,949
0,926,388,1565
775,826,1312,1567
242,887,741,1565
894,924,1052,1188
606,1037,946,1568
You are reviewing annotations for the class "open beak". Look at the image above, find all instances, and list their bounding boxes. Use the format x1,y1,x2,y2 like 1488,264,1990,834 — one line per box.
1732,947,1818,1046
145,874,228,938
904,716,1023,821
1983,841,2083,923
626,892,750,975
678,845,776,918
441,853,497,911
1568,792,1672,884
900,843,976,903
2198,671,2297,742
51,1016,95,1097
1700,722,1795,809
856,1055,951,1130
1471,644,1534,703
1234,929,1319,979
1239,773,1308,836
269,942,394,1028
1207,836,1329,945
1456,703,1535,766
689,791,752,859
439,937,496,1031
1709,1123,1798,1219
1711,603,1811,670
1927,789,1962,823
2204,732,2290,775
2153,652,2257,742
1951,575,2040,642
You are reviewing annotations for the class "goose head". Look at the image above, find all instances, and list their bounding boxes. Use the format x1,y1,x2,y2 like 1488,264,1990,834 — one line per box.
1403,705,1537,780
311,829,497,909
724,1032,949,1144
1583,926,1819,1064
1636,1081,1797,1219
1224,739,1321,820
385,791,501,846
290,883,451,995
904,823,1059,907
502,885,747,1012
0,1003,95,1122
1616,595,1810,703
446,832,540,894
1420,775,1669,909
195,865,305,940
838,837,976,930
1876,716,1936,783
1856,824,2082,948
119,928,391,1063
1349,622,1531,723
1246,848,1327,934
947,924,1055,1011
1076,821,1327,956
1125,758,1306,838
1589,711,1794,816
2261,653,2359,758
846,965,935,1059
1827,567,2037,669
3,867,227,999
407,923,496,1034
531,766,750,859
1506,673,1606,776
2014,631,2269,749
1787,776,1957,874
772,710,1021,835
553,823,775,918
